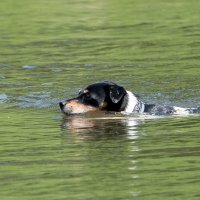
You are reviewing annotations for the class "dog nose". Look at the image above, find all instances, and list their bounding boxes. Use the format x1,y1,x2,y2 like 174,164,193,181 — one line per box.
59,102,64,110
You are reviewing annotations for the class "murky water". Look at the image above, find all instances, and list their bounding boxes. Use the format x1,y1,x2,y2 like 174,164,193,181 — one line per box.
0,0,200,199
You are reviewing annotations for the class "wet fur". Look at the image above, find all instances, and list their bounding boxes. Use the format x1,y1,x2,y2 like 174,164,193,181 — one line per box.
59,81,199,115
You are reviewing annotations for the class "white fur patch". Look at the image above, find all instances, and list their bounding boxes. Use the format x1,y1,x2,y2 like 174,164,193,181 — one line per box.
173,106,190,115
123,91,139,113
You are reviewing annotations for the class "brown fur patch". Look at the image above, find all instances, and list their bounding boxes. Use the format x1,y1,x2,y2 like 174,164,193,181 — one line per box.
101,101,108,109
63,100,99,114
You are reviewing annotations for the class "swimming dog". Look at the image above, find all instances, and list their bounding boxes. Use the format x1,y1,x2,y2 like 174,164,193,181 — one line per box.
59,81,199,115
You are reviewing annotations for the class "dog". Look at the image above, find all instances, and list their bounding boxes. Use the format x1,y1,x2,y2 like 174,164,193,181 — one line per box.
59,81,199,115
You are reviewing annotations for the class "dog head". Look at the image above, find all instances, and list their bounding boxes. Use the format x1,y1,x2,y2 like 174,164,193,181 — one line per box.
59,81,127,114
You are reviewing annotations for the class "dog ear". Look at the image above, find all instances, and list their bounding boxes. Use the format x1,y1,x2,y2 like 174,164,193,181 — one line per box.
109,85,126,103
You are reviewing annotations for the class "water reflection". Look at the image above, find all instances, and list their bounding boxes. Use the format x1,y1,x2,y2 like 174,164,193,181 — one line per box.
61,113,144,139
60,113,143,197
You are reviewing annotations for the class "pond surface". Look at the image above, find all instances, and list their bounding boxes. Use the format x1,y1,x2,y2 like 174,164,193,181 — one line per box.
0,0,200,200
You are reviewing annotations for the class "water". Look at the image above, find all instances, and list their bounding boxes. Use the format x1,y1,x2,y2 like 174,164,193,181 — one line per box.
0,0,200,199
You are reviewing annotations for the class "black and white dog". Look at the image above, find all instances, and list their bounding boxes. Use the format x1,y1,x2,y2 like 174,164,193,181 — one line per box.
59,81,199,115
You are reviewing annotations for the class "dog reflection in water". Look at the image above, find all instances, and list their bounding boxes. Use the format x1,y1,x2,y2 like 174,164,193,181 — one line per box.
61,113,140,140
62,115,95,131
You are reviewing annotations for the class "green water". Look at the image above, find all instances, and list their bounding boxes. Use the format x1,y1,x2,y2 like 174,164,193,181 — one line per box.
0,0,200,199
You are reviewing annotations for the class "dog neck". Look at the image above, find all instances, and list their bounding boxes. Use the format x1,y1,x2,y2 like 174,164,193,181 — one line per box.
123,91,145,114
